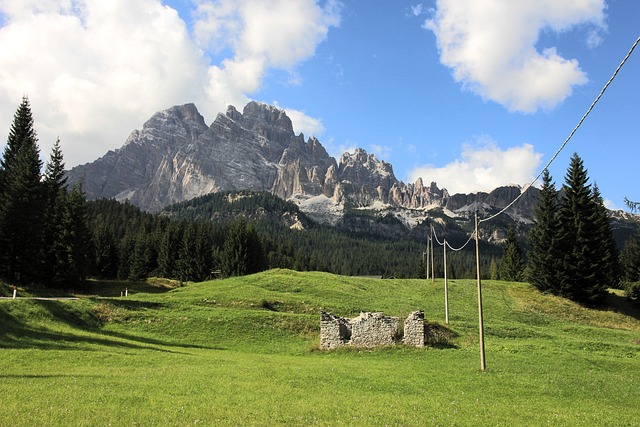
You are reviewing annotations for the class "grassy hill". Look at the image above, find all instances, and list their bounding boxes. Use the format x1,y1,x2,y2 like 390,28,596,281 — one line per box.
1,270,639,426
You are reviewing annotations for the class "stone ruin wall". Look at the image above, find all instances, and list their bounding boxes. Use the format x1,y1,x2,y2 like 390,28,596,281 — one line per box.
320,310,427,350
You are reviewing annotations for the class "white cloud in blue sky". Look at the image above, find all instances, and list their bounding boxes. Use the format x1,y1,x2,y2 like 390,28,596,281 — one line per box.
425,0,606,113
0,0,636,208
409,138,542,194
0,0,341,166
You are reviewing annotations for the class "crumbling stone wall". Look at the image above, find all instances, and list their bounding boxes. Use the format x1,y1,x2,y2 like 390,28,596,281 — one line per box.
320,311,352,350
403,310,425,347
350,312,399,347
321,310,427,349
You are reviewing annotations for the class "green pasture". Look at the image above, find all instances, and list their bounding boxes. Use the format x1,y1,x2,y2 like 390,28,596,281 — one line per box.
1,269,639,426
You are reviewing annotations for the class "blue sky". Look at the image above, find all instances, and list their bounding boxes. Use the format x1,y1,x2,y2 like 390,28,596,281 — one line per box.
0,1,638,209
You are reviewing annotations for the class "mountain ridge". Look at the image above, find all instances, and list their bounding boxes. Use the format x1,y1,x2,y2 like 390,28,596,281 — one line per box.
66,101,637,243
67,101,632,246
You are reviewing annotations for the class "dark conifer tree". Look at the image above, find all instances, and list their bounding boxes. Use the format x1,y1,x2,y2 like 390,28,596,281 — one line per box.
61,182,91,287
590,184,621,289
0,97,44,284
220,217,265,277
620,232,640,282
556,153,606,304
117,232,135,280
177,222,198,282
157,221,182,279
489,256,499,280
500,226,524,281
91,216,118,279
41,138,68,285
193,221,214,281
528,169,560,292
129,228,152,280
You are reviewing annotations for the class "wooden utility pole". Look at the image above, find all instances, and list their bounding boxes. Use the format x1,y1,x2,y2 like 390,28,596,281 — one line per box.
431,226,435,283
475,212,486,371
444,239,449,324
425,234,430,280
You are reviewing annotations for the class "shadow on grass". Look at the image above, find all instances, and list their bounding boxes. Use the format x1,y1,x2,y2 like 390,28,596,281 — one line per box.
426,322,459,349
0,300,222,353
603,291,640,321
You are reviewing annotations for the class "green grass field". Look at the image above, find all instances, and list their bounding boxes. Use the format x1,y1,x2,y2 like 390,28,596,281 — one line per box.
1,269,639,426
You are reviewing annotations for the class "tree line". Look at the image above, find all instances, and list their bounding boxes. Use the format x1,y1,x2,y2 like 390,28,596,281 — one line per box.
0,97,90,288
1,98,638,307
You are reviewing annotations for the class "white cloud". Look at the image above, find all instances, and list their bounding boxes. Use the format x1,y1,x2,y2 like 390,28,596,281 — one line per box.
425,0,606,113
409,137,542,194
410,4,424,17
0,0,341,167
283,107,325,137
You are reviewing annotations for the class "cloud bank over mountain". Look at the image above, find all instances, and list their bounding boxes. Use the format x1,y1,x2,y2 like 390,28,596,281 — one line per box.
0,0,340,166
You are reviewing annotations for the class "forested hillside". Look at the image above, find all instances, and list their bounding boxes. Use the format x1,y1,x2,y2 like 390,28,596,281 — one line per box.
85,192,499,283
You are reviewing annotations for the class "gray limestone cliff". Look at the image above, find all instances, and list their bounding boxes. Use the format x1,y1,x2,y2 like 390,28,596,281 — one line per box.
66,101,540,227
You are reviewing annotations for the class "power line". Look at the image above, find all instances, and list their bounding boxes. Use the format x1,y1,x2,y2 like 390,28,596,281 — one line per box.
425,35,639,264
479,35,640,225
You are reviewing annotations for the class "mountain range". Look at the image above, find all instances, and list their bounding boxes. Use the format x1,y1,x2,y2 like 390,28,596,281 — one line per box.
66,101,637,243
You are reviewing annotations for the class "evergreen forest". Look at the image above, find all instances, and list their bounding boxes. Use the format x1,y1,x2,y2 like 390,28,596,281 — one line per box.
1,98,639,306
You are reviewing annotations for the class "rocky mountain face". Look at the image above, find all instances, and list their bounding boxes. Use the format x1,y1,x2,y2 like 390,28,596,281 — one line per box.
67,102,543,235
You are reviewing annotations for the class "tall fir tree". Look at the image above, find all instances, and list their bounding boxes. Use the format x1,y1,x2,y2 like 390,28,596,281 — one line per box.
620,231,640,282
0,97,44,284
157,221,181,279
556,153,606,304
590,184,621,290
177,222,198,282
41,138,68,286
60,182,91,287
193,221,214,281
528,169,560,292
499,226,524,281
91,216,118,279
220,217,265,277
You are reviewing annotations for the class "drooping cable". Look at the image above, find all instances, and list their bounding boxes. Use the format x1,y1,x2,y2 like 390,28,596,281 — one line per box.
430,223,476,251
479,35,640,225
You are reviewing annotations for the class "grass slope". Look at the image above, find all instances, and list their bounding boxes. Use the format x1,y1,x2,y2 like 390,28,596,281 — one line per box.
1,269,639,426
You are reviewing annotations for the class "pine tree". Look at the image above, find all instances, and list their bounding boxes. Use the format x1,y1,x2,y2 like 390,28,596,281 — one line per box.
157,221,181,279
61,182,91,287
528,169,560,292
129,228,152,280
91,216,118,279
489,256,499,280
193,222,214,281
41,138,68,286
591,184,621,290
220,217,265,277
556,153,606,304
620,232,640,282
177,222,198,282
0,97,44,284
500,226,524,281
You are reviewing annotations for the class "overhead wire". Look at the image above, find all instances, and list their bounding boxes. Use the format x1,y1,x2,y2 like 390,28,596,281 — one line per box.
430,224,475,251
478,35,640,225
425,35,639,254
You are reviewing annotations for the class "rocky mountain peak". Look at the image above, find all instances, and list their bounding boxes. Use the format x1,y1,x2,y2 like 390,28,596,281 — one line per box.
338,148,395,181
242,101,294,136
66,101,559,234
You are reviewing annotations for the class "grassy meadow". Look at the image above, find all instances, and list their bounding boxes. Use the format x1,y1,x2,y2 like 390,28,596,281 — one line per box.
1,269,639,426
